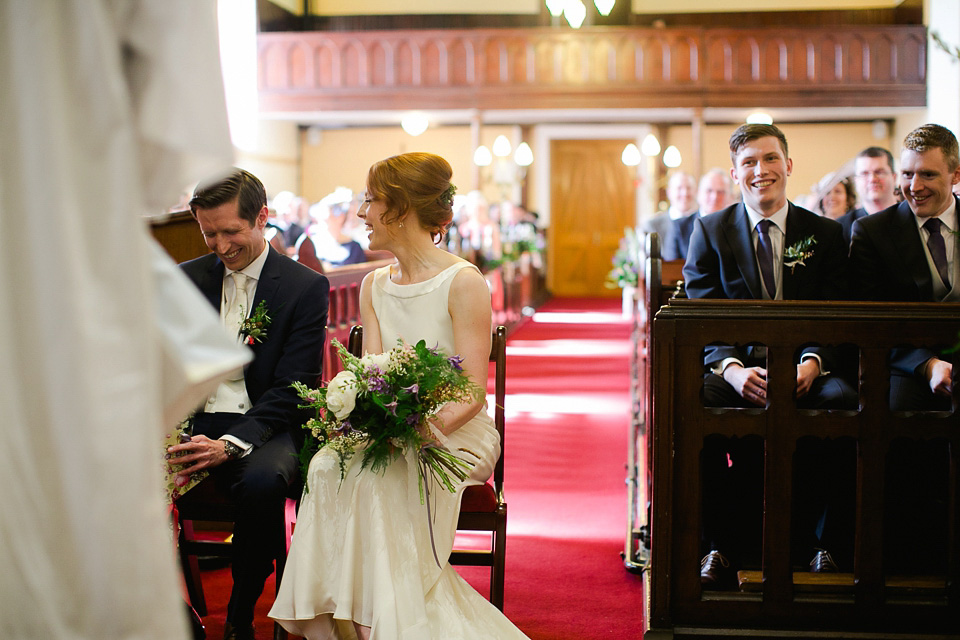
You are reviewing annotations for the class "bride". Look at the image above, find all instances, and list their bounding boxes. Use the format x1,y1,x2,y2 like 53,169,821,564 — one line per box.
269,152,529,639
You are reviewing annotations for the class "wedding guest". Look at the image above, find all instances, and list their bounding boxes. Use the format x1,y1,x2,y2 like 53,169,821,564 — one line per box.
644,171,697,246
817,176,857,220
169,168,329,640
849,123,959,575
663,168,736,261
270,153,528,639
683,123,856,588
839,147,899,244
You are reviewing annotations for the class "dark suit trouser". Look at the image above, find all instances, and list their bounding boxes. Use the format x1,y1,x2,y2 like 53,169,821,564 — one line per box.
701,373,858,568
193,413,300,626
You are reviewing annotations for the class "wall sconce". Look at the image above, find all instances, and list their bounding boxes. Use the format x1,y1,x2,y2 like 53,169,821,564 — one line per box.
474,137,534,202
594,0,615,16
546,0,565,18
564,0,586,28
514,142,534,168
640,133,661,157
663,145,682,168
401,112,429,136
474,145,493,167
621,143,641,167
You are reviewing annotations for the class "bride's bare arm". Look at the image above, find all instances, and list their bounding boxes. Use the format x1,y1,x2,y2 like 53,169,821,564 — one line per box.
358,270,383,355
429,267,493,437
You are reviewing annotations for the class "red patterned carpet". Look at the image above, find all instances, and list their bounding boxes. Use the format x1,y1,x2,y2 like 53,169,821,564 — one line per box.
192,296,645,639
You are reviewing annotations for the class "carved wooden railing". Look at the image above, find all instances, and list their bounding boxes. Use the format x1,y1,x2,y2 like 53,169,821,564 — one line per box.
258,25,926,113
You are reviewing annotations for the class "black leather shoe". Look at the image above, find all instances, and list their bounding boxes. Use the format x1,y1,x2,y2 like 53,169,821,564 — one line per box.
222,621,255,640
700,550,732,589
809,548,839,573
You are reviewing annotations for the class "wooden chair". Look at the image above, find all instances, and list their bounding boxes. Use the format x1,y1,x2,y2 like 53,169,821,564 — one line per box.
176,479,293,640
294,234,324,274
347,324,509,610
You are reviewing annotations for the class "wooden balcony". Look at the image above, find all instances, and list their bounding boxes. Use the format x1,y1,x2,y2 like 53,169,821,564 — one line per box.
257,25,926,114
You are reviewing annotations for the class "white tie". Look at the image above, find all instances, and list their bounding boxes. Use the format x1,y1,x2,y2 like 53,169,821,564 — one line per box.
226,272,249,340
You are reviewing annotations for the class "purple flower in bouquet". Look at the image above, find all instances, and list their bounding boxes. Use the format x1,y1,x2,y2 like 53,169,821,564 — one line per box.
292,337,486,499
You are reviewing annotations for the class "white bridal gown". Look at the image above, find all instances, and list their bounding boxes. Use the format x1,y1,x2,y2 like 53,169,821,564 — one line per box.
270,262,529,639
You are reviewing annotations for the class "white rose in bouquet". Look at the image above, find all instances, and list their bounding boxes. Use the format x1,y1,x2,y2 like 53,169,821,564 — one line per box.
326,370,358,421
361,351,397,373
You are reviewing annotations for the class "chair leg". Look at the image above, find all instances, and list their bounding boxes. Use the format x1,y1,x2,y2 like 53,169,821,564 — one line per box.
179,520,208,617
491,514,507,611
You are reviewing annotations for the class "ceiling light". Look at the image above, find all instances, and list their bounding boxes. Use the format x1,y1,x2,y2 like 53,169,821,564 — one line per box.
400,112,429,136
474,145,493,167
492,135,512,158
514,142,534,167
621,143,641,167
663,146,682,168
594,0,615,16
564,0,586,28
746,112,773,125
640,133,661,157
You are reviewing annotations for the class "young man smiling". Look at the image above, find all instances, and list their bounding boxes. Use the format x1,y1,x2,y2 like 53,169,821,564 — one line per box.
683,123,856,589
849,123,959,577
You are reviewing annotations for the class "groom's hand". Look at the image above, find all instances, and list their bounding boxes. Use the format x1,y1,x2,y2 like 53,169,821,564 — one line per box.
167,435,230,477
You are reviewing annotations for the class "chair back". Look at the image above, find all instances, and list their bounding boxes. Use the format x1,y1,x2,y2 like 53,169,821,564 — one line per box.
295,234,324,273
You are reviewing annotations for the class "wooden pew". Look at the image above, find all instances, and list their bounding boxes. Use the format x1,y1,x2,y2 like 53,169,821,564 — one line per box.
626,232,685,571
645,299,960,638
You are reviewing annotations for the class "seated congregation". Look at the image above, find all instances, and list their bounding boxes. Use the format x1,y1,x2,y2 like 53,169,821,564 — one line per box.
641,123,959,638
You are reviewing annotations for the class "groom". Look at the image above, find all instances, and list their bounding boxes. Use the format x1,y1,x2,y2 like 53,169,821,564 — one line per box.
169,168,329,640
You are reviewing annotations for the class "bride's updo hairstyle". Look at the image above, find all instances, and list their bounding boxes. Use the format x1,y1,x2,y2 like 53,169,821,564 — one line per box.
366,152,457,243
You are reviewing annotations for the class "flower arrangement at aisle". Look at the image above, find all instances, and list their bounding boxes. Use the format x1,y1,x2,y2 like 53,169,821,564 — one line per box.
605,227,643,289
293,339,486,500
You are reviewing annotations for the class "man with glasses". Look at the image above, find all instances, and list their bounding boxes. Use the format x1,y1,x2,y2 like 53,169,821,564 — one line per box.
840,147,899,245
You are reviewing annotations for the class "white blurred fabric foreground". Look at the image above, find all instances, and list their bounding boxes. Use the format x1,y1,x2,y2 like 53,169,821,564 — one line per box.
0,2,244,638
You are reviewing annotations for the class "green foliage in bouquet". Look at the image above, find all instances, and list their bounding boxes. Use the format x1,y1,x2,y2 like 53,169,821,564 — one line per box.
293,338,486,500
605,227,643,289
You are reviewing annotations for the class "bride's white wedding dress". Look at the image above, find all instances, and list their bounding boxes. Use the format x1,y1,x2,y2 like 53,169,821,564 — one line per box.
270,262,529,639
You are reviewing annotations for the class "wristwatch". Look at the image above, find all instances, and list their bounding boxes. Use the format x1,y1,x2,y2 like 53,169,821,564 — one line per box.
222,440,242,460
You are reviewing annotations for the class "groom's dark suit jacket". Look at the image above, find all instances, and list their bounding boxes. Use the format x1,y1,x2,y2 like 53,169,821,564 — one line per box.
850,197,959,377
683,202,850,370
180,246,329,447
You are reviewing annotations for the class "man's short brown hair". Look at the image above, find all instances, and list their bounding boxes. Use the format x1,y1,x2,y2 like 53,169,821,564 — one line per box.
903,124,960,171
729,123,788,165
189,168,267,226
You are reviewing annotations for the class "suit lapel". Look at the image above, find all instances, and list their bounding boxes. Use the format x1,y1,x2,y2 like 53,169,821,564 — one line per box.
890,201,934,298
781,204,811,299
198,256,225,310
721,203,763,299
252,246,282,315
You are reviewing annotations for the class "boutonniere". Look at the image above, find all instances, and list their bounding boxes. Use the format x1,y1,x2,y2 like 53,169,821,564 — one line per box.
783,235,817,273
240,300,271,344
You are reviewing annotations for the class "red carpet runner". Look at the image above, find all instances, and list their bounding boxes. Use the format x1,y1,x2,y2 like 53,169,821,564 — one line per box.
195,296,645,639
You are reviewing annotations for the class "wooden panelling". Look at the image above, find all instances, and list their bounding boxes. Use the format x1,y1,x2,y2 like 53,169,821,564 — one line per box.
258,25,926,113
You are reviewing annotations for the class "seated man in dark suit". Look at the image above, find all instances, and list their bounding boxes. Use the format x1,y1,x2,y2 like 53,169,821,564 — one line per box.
169,168,330,640
684,124,858,587
663,168,736,262
837,146,899,246
850,123,958,574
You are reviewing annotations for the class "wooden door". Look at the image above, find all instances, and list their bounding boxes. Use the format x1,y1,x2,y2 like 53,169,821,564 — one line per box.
549,139,636,298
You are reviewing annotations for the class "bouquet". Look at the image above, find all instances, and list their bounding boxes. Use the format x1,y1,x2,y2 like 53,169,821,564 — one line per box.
294,338,486,501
